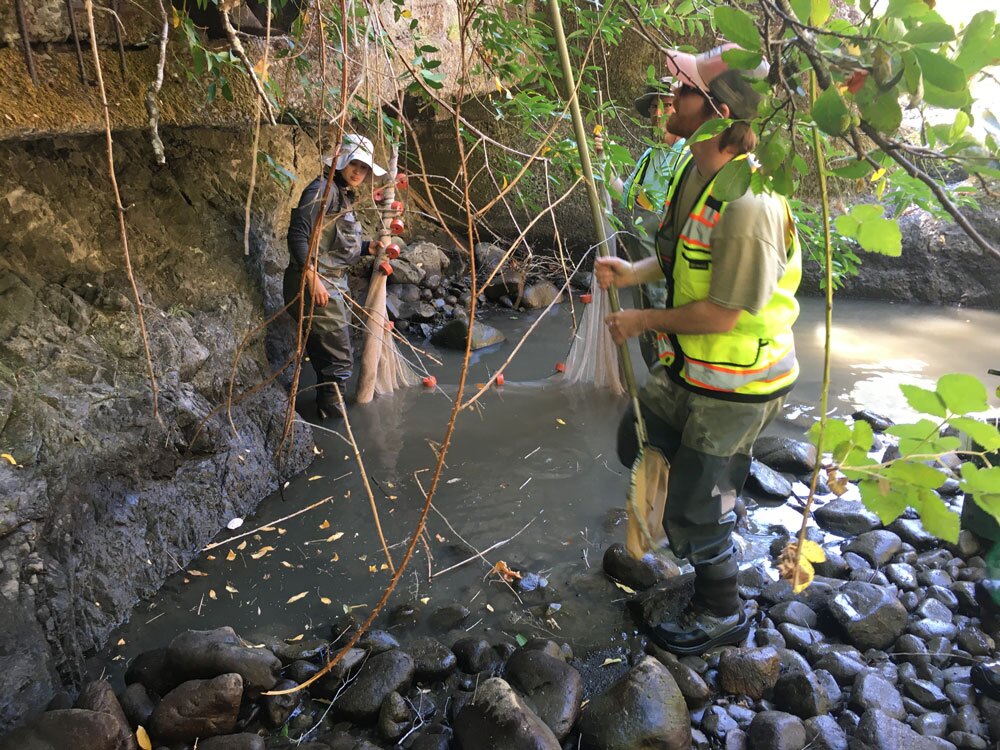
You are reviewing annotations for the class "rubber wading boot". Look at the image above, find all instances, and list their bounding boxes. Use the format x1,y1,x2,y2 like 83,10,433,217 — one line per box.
650,562,749,655
315,386,344,421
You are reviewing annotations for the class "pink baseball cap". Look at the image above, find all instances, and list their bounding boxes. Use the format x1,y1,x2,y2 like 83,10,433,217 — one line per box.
662,43,770,120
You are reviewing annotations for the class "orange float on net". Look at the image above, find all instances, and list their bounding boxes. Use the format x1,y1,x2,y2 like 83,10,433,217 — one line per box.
390,200,404,213
422,375,437,388
580,293,593,304
373,188,385,203
555,362,566,373
389,218,405,236
385,243,401,260
379,260,393,276
396,173,409,190
495,373,505,387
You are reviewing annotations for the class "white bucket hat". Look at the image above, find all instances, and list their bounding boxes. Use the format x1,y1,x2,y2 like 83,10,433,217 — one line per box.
322,134,386,178
661,43,770,120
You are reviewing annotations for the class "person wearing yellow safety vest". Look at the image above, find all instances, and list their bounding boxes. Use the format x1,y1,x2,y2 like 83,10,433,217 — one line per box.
596,77,686,366
595,44,801,655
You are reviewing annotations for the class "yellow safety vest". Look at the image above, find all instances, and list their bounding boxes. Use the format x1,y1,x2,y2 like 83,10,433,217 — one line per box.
655,154,801,402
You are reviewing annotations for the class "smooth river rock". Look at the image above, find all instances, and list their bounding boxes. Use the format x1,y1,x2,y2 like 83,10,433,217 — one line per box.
453,677,560,750
577,656,690,750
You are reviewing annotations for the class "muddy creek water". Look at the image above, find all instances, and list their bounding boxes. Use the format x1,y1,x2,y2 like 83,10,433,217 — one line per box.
90,297,1000,682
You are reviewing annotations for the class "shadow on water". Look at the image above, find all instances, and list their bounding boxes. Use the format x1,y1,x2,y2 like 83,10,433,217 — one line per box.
90,297,1000,679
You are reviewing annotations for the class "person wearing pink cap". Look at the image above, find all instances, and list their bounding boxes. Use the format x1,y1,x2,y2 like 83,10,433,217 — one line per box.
595,44,802,654
284,134,387,420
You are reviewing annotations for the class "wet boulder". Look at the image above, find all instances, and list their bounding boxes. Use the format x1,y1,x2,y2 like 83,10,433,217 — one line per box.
888,517,939,550
813,499,881,537
0,709,128,750
747,711,807,750
261,679,301,728
429,603,470,630
773,670,832,718
803,714,848,750
827,581,907,650
745,459,793,505
577,656,690,750
452,637,502,674
124,647,181,697
402,241,449,280
602,542,679,591
473,242,508,275
843,530,902,567
453,677,560,750
167,627,281,696
519,282,563,310
149,673,243,743
75,680,135,750
334,649,415,722
377,691,412,742
852,410,894,433
647,645,711,707
851,708,957,749
119,683,156,728
483,272,523,303
196,734,266,750
431,319,506,350
718,646,781,699
504,649,583,739
849,672,905,721
752,436,817,475
406,636,457,682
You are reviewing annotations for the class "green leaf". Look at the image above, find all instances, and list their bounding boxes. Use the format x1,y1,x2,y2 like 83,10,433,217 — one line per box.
859,478,910,525
713,7,762,52
856,81,903,132
887,419,940,441
790,0,811,23
936,373,988,415
904,23,956,45
914,48,967,92
758,135,789,174
887,460,946,489
922,81,973,109
809,419,852,454
916,490,959,543
886,0,931,20
950,111,970,141
712,158,752,201
973,493,1000,526
856,217,902,256
830,160,873,179
811,0,831,26
722,49,763,71
852,420,874,452
812,87,851,136
900,384,947,417
688,118,732,145
834,213,860,238
951,417,1000,452
849,204,886,224
956,11,1000,75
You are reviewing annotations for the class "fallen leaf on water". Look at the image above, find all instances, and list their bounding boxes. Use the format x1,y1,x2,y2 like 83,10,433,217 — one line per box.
435,534,446,543
308,475,323,481
209,590,217,600
320,597,332,605
420,597,430,605
380,563,389,571
326,532,344,542
226,517,244,530
556,418,566,425
280,561,294,569
486,604,494,612
251,546,275,560
1,453,17,465
286,591,308,604
117,638,126,646
226,549,237,562
490,560,522,583
614,582,636,595
286,634,304,642
446,478,461,484
261,526,276,532
368,565,377,573
601,658,622,667
188,570,207,577
331,553,340,562
136,726,153,750
206,555,216,561
319,520,331,529
225,585,239,594
278,528,287,535
237,541,248,551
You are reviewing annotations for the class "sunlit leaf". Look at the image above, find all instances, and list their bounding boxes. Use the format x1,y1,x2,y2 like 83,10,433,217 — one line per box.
251,546,275,560
799,539,826,563
713,7,762,51
812,86,851,136
936,373,988,414
712,158,752,201
916,489,960,543
286,591,309,604
900,384,947,417
951,417,1000,452
226,549,237,562
914,49,967,91
137,726,153,750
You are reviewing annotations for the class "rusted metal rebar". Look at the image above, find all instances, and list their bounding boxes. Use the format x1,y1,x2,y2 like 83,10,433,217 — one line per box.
14,0,39,86
65,0,88,84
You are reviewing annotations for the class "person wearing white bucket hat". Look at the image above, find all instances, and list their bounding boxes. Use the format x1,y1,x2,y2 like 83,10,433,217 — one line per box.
596,43,802,655
284,133,387,419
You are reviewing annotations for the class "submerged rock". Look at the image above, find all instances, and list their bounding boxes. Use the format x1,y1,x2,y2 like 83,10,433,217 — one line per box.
453,677,560,750
168,627,281,697
828,582,907,650
814,499,881,537
577,656,690,750
431,318,506,350
334,650,415,722
752,436,817,475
